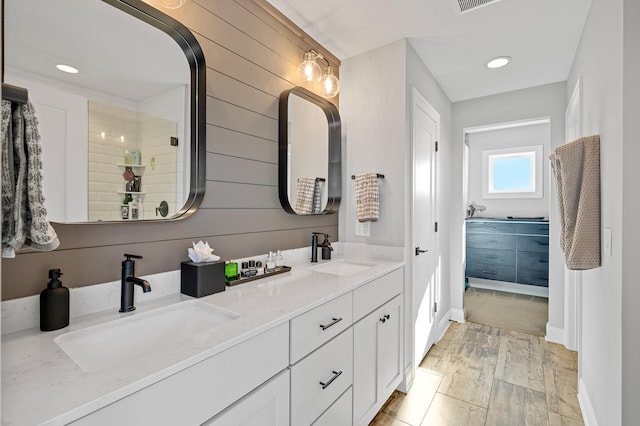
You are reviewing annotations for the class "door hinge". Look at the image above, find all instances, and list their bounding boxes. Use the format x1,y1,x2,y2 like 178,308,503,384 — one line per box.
435,222,438,232
435,141,439,152
434,302,438,313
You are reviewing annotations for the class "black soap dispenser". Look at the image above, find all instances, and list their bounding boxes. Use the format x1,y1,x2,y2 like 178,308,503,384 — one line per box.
40,269,69,331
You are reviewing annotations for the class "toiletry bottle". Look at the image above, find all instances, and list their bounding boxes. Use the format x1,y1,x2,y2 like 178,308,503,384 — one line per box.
275,250,284,268
130,148,141,165
130,197,139,219
135,196,144,219
266,251,276,271
40,269,69,331
225,260,238,281
255,260,264,275
124,148,132,165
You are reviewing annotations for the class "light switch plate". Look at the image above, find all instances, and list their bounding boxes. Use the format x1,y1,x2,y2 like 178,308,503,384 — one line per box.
604,227,612,256
355,220,370,237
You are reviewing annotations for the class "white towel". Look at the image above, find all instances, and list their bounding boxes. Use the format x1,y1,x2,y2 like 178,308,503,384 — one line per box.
550,135,600,270
1,100,59,258
355,173,380,222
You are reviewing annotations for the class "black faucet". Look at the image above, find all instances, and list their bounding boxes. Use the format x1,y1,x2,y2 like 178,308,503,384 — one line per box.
318,234,333,260
120,254,151,313
311,233,320,262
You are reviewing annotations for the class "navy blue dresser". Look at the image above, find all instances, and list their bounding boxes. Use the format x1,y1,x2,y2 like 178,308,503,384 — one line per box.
465,218,549,287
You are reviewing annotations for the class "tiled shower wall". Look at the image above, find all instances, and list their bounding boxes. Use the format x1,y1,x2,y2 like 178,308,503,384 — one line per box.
2,0,340,300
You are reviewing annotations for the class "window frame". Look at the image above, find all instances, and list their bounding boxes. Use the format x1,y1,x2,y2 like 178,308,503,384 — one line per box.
482,145,543,199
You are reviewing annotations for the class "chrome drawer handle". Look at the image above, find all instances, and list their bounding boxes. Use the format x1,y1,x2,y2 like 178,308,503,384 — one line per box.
319,317,342,331
320,370,342,390
380,314,391,323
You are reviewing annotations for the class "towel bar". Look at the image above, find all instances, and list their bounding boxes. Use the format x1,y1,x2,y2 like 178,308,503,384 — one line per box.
351,173,385,180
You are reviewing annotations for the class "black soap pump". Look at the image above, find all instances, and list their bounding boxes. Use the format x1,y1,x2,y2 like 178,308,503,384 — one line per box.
40,269,69,331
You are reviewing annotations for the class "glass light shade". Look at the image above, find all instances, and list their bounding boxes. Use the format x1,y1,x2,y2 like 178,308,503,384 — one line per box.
299,52,322,86
321,66,339,98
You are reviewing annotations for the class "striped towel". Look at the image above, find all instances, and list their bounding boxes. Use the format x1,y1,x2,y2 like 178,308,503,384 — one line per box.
355,173,380,222
312,178,323,214
295,177,316,214
550,135,600,270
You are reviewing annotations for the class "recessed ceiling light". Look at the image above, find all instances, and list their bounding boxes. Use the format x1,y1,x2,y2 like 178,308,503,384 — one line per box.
486,56,511,69
56,64,79,74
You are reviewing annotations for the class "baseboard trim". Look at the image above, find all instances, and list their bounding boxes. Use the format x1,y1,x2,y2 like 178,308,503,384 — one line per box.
468,278,549,298
436,309,452,342
397,365,413,393
451,308,465,323
578,378,598,426
545,323,564,345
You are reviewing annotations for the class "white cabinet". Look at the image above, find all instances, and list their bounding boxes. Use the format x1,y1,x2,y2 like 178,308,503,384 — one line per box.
353,295,403,426
203,369,290,426
313,387,352,426
290,328,353,425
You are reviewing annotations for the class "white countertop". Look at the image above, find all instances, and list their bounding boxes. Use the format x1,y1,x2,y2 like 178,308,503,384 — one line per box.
1,255,403,425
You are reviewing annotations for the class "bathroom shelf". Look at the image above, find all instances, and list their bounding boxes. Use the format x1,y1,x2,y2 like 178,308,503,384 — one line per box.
225,266,292,287
117,191,146,201
117,164,146,173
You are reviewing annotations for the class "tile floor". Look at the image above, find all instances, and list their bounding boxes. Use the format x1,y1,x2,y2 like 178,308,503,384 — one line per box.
370,321,583,426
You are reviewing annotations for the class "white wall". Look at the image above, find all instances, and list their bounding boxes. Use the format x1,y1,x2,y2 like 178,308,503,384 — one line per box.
451,82,566,339
340,38,453,386
466,123,550,218
566,0,623,424
622,1,640,423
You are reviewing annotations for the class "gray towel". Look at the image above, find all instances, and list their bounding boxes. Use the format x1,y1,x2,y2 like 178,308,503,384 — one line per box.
355,173,380,222
1,100,59,258
550,135,600,270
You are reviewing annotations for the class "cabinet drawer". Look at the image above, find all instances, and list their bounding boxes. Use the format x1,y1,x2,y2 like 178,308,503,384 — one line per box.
516,269,549,287
290,292,352,364
516,223,549,236
353,267,403,322
466,263,516,282
466,248,515,267
290,328,353,426
312,387,352,426
466,221,516,234
517,251,549,272
466,233,516,250
516,235,549,253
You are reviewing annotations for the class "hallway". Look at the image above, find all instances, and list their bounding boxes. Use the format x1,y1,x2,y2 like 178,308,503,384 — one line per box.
371,322,583,425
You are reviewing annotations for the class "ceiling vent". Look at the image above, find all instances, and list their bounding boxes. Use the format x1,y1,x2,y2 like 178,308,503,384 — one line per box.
457,0,501,13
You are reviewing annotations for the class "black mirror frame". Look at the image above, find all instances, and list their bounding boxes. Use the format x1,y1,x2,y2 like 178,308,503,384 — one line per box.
104,0,206,221
278,87,341,215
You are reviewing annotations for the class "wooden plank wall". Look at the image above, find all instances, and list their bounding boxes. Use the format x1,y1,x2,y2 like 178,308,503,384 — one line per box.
1,0,340,300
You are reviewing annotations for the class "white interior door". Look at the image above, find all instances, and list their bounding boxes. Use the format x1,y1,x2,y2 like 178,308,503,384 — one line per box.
411,88,439,367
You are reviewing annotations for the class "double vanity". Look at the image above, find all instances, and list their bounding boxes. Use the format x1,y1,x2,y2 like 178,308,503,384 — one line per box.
2,253,404,425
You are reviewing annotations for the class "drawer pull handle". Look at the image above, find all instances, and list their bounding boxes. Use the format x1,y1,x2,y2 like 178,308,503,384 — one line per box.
320,317,342,331
380,314,391,323
482,271,497,275
484,255,498,259
320,370,342,390
538,259,549,264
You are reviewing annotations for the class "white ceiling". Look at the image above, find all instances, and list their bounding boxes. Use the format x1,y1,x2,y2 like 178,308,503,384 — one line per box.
266,0,592,102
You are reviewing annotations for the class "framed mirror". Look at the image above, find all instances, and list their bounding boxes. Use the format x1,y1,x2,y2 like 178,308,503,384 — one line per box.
3,0,205,223
278,87,341,215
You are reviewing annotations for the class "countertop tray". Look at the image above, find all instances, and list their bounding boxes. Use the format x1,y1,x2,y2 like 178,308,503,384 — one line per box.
225,265,292,286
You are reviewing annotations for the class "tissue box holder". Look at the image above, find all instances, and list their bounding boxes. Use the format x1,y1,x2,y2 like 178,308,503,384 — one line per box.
180,260,226,298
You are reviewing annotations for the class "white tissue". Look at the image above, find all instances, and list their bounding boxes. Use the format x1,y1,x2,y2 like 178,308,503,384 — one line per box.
187,240,221,263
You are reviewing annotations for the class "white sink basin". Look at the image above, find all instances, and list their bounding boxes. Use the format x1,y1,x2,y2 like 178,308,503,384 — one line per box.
311,260,375,276
54,300,239,372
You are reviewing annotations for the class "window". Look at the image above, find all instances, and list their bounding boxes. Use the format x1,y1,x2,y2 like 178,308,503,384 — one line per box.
482,145,543,199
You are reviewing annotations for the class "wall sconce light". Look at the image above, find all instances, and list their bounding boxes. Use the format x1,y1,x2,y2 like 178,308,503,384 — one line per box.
298,49,340,99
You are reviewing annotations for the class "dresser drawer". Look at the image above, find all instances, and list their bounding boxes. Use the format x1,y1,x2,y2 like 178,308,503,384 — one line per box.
466,248,515,267
313,387,352,426
290,328,353,426
516,223,549,236
516,269,549,287
466,263,516,282
352,268,403,322
516,235,549,253
466,233,516,250
517,251,549,272
466,221,516,234
290,292,352,364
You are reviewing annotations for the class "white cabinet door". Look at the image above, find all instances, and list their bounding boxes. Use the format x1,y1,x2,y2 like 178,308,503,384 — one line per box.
353,295,403,426
377,295,403,400
204,369,289,426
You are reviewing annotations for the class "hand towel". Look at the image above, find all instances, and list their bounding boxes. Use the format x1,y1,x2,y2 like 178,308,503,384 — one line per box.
312,178,323,214
1,100,59,258
355,173,380,222
295,177,316,214
550,135,600,270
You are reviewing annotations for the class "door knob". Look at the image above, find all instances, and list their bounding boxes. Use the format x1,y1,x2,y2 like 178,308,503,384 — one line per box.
415,247,428,256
